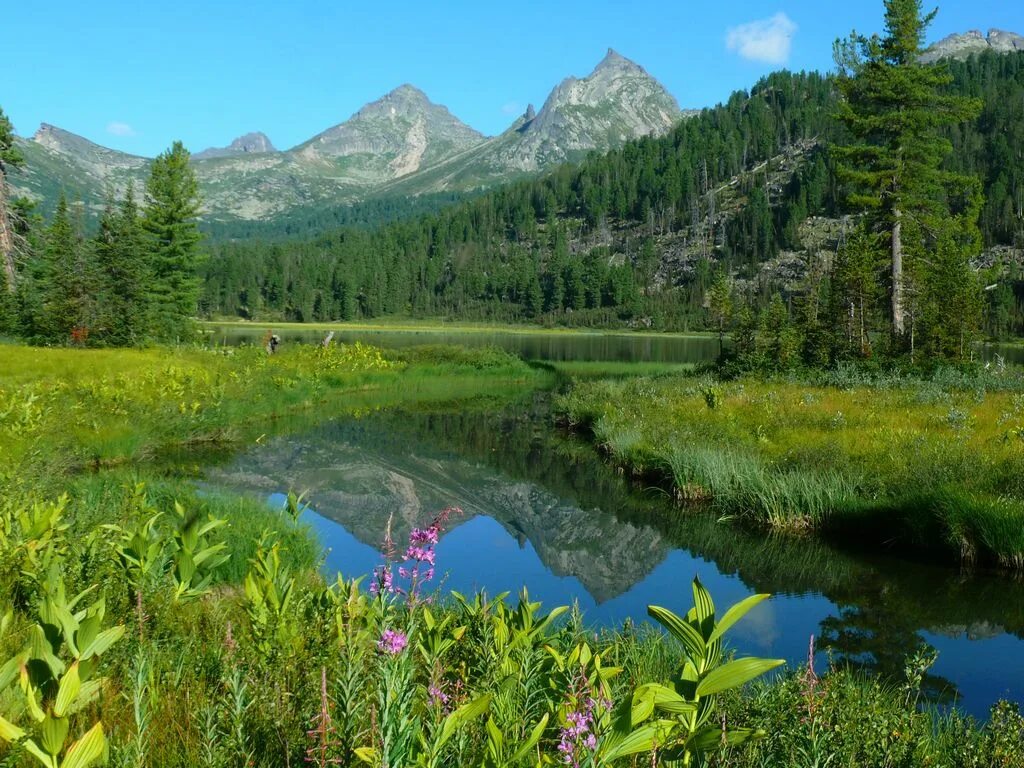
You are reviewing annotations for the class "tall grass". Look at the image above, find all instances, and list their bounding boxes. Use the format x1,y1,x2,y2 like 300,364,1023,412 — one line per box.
556,371,1024,569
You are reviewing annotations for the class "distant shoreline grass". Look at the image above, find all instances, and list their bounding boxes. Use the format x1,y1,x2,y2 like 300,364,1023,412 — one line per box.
201,318,721,340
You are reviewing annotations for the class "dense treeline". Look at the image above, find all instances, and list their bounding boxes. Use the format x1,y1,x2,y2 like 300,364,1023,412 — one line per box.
197,49,1024,343
0,139,203,344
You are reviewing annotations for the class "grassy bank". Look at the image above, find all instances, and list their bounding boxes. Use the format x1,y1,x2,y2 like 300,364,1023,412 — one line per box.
1,342,543,492
556,370,1024,570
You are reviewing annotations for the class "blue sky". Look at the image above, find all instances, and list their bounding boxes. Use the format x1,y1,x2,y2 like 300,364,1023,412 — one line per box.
4,0,1022,157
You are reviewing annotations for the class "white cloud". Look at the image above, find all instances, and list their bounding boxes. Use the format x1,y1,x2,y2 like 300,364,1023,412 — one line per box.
500,101,521,115
106,121,137,137
726,12,797,65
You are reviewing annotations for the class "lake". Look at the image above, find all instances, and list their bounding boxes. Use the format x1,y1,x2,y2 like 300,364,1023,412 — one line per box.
204,391,1024,718
205,323,1024,367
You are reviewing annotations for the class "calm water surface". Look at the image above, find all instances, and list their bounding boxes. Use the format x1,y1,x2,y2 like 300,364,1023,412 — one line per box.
205,394,1024,718
206,324,1024,366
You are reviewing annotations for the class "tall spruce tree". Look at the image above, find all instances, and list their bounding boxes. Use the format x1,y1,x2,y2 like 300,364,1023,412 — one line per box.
39,194,96,343
95,184,149,345
833,0,983,357
143,141,202,341
0,107,24,295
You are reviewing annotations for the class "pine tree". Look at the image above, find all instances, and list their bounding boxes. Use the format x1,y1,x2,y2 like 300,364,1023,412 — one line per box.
95,184,150,345
0,106,24,295
143,141,202,341
39,194,96,343
707,271,733,356
830,227,885,359
833,0,983,353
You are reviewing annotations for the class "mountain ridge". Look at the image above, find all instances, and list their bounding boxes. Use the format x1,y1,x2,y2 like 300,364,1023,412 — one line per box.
8,49,685,222
921,28,1024,63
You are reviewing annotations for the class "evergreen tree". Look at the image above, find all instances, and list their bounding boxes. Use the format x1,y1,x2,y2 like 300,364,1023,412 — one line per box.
833,0,983,353
829,227,885,359
0,106,24,295
95,184,150,345
39,194,96,343
143,141,202,341
707,271,733,356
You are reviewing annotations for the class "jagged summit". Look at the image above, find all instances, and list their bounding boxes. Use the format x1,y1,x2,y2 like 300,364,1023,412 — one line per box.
194,131,276,160
921,28,1024,63
592,47,644,74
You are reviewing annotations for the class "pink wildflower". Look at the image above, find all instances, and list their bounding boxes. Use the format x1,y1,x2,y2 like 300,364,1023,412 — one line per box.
377,629,408,655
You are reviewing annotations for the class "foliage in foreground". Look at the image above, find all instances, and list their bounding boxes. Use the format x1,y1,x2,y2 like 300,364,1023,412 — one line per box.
1,490,1021,768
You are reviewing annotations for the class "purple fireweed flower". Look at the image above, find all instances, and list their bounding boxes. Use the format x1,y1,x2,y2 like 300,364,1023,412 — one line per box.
377,629,408,655
409,527,439,545
370,564,396,596
558,677,610,767
404,545,436,566
427,683,450,709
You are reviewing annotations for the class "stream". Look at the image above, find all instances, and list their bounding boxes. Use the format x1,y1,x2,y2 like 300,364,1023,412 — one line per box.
204,390,1024,717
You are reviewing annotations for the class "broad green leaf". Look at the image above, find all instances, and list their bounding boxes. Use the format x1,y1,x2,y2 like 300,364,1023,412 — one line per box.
648,605,705,662
0,649,28,690
696,657,785,697
485,716,503,750
636,683,698,716
61,721,106,768
687,724,761,753
20,737,53,768
630,689,655,725
707,594,770,645
40,714,69,757
54,662,81,718
67,679,105,715
692,577,716,636
353,747,377,764
511,714,549,762
601,723,669,761
437,694,491,752
0,713,26,742
80,626,124,660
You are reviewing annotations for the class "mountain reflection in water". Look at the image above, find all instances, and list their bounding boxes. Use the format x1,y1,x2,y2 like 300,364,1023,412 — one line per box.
205,395,1024,717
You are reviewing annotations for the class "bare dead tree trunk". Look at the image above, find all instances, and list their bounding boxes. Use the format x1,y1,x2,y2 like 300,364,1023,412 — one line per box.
891,208,905,337
0,169,16,293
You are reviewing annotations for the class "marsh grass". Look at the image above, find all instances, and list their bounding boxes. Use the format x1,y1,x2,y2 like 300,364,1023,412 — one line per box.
0,342,545,493
557,372,1024,569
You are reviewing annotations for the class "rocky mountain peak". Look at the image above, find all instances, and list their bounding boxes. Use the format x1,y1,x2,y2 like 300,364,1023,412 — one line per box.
194,131,276,160
519,49,679,159
593,47,643,75
921,28,1024,63
295,85,484,180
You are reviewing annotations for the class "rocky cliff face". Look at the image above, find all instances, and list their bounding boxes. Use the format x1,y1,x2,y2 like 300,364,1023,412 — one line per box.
921,28,1024,63
511,48,680,169
294,84,485,179
194,131,277,160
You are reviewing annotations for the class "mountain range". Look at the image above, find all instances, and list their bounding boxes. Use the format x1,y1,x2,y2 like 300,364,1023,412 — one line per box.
9,49,683,223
